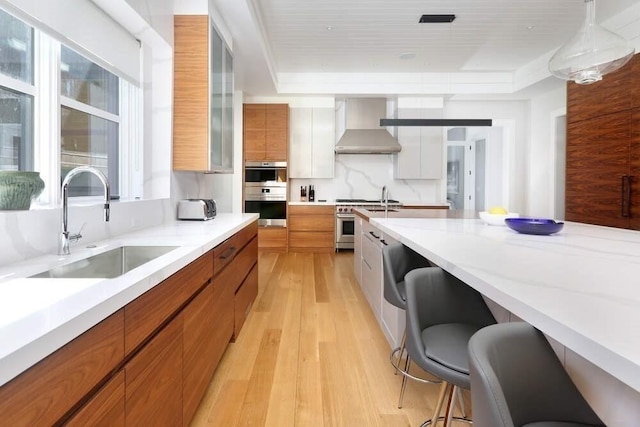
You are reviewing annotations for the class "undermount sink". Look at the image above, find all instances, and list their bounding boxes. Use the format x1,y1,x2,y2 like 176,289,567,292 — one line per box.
30,246,178,279
366,208,399,213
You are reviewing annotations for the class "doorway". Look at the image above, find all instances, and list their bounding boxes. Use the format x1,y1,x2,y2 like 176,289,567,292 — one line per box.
446,126,505,211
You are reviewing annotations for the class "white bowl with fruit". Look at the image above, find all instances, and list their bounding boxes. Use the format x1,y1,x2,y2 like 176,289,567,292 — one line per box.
479,207,520,226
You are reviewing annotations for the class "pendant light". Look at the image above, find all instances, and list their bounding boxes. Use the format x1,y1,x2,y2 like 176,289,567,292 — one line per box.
548,0,635,85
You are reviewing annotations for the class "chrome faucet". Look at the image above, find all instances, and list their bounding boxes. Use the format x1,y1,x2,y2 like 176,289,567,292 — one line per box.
381,185,389,211
59,166,110,255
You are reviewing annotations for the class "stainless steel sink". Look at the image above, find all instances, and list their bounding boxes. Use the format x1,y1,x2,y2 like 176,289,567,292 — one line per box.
366,208,399,212
30,246,178,279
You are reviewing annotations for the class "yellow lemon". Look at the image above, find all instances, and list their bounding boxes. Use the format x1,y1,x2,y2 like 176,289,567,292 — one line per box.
489,206,508,215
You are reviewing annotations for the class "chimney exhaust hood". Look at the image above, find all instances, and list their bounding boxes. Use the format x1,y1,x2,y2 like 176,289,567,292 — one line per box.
335,98,401,154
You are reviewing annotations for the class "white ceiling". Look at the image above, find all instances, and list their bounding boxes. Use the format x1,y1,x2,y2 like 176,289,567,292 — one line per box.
212,0,640,97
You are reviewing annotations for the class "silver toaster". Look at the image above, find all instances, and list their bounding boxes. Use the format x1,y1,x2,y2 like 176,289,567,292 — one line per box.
178,199,216,220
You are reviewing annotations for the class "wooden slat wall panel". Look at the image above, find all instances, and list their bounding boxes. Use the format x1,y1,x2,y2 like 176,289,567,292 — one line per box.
565,111,631,228
629,108,640,230
173,15,209,171
0,310,124,426
567,59,633,124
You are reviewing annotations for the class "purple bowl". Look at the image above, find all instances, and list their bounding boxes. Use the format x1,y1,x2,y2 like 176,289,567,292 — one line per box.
504,218,564,235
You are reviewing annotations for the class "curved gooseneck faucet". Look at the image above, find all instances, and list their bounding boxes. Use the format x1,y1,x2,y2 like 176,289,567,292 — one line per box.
59,166,110,255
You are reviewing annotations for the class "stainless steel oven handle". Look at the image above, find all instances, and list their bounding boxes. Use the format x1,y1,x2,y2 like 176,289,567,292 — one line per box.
336,214,355,219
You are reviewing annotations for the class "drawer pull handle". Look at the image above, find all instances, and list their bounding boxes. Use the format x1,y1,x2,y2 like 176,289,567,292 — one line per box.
220,246,236,260
369,231,380,239
380,239,388,246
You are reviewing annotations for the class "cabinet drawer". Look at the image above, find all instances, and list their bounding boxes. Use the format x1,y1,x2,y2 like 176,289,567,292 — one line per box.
65,371,125,427
258,226,288,250
0,310,124,426
289,204,334,216
216,236,258,293
125,251,212,355
125,314,183,427
214,221,258,274
289,215,334,232
289,231,334,249
234,263,259,340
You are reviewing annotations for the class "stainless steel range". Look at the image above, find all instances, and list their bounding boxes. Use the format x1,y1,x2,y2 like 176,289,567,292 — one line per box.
335,198,402,250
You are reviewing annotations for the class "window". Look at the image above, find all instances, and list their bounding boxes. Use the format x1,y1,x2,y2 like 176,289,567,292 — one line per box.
0,6,140,202
61,47,120,197
0,8,34,171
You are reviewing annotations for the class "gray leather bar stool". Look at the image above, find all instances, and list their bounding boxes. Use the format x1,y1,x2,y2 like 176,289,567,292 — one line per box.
468,322,606,427
404,266,496,426
382,242,438,408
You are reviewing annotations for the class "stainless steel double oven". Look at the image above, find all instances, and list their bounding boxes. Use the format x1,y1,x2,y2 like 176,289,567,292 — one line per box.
244,161,287,227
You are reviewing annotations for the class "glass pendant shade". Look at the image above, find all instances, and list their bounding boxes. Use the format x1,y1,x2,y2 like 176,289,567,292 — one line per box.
548,0,635,85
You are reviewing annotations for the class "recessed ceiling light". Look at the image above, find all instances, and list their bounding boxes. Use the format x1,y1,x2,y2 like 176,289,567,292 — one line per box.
326,26,333,31
526,25,534,30
419,14,456,23
400,52,416,60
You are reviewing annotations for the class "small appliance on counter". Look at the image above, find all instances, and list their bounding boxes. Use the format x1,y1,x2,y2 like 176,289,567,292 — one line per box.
178,199,216,220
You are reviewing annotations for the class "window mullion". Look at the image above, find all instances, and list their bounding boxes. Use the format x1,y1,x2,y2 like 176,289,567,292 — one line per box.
33,33,61,206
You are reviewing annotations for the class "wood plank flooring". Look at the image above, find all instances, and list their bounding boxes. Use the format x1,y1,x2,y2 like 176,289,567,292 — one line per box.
191,251,453,426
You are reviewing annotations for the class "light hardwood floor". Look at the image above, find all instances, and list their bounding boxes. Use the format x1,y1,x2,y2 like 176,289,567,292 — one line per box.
192,251,460,426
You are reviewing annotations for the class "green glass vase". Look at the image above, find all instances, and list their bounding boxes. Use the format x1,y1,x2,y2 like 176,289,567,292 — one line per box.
0,171,45,210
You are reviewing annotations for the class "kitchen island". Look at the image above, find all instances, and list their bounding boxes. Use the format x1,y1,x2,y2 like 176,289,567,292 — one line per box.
371,215,640,425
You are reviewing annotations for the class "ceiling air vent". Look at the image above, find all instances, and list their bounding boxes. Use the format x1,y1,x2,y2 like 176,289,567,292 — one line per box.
419,14,456,23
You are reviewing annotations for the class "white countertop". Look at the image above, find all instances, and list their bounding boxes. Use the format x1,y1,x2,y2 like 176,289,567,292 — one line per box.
371,216,640,393
0,213,258,386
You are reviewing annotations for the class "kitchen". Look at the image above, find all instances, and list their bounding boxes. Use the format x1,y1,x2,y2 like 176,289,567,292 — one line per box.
1,0,640,425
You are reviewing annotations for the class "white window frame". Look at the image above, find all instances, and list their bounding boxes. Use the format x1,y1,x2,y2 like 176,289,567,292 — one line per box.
0,10,142,207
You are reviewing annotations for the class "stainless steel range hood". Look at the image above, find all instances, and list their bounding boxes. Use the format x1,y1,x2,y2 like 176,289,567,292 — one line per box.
335,98,401,154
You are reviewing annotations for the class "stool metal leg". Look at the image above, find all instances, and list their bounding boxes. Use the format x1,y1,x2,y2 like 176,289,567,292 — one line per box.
420,381,451,427
398,358,410,408
455,387,467,419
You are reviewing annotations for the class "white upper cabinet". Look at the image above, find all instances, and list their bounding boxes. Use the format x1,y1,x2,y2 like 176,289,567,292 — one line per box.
289,107,335,178
394,98,444,180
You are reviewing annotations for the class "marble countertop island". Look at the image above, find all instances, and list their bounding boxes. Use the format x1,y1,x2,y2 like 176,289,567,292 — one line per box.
0,213,258,386
371,216,640,393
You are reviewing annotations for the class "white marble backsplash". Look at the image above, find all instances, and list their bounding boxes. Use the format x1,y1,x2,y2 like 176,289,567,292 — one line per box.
290,153,444,203
0,198,176,269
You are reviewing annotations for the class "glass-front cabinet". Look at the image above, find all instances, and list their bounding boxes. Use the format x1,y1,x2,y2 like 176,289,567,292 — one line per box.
173,15,233,173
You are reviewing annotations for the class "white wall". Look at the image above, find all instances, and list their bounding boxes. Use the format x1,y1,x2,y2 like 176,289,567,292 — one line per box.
444,101,529,214
527,86,566,217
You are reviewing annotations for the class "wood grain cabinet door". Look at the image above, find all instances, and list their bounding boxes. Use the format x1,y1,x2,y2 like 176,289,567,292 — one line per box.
629,108,640,230
182,283,217,425
65,371,125,427
244,104,267,161
125,315,183,427
566,111,631,228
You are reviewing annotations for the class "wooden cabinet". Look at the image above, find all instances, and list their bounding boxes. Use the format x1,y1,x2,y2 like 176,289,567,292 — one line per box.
214,221,259,339
125,314,183,426
0,310,124,427
174,15,233,172
289,107,335,178
124,251,212,355
182,283,217,424
565,54,640,229
258,226,288,252
288,204,335,252
356,219,402,349
0,222,259,426
65,371,125,427
244,104,289,161
394,98,444,180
